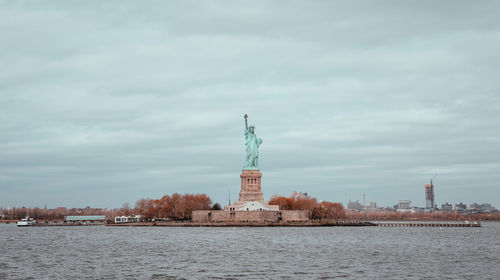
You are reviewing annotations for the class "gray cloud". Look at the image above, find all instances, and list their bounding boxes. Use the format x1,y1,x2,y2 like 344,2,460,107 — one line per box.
1,1,499,208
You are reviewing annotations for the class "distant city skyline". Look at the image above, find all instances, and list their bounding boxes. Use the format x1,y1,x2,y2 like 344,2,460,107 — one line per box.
1,1,499,208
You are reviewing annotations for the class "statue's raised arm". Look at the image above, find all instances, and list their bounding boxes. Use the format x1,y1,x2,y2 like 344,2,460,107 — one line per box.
243,113,262,170
244,113,249,131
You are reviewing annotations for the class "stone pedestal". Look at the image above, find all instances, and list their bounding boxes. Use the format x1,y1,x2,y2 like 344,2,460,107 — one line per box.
238,169,264,202
224,169,279,211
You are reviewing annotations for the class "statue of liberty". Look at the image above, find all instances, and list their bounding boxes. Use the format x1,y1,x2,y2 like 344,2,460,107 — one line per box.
243,113,263,170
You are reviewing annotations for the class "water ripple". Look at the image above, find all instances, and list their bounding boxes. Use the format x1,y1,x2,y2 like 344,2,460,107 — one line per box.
0,223,499,279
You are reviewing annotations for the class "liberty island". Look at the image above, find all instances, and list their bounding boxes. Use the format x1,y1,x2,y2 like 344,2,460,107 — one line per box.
192,114,309,222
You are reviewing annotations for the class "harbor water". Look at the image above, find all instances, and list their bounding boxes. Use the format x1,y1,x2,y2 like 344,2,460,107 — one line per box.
1,222,499,279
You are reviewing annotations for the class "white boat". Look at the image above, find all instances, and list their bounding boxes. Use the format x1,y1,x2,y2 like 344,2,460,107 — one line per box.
17,216,36,227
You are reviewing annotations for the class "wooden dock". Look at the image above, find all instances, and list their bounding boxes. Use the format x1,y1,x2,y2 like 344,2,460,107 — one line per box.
374,221,481,227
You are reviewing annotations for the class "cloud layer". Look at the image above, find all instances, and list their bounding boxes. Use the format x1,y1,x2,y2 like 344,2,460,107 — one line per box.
1,1,499,208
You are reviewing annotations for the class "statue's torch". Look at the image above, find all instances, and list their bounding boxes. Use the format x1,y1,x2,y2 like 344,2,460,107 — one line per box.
244,113,248,130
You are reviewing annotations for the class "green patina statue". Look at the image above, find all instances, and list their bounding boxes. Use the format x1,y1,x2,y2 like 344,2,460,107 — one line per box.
243,113,263,170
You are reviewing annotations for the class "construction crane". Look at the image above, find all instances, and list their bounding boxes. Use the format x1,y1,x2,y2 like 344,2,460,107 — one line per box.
430,173,438,185
431,173,437,185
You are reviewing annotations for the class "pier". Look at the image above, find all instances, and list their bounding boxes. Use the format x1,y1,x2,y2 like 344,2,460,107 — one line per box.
374,221,481,227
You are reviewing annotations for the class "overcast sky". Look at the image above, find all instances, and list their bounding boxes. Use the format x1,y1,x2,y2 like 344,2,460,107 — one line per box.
1,1,499,209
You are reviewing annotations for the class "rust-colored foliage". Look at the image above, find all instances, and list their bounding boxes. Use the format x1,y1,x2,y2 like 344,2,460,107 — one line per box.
311,201,346,220
135,193,213,220
294,196,318,211
269,195,318,211
269,193,344,220
269,196,294,210
0,193,215,222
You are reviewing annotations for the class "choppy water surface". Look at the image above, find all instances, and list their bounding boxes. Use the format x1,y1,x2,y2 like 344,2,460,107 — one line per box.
1,223,499,279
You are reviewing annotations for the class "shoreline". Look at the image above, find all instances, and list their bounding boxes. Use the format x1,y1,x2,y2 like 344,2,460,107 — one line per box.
2,220,490,227
15,220,482,227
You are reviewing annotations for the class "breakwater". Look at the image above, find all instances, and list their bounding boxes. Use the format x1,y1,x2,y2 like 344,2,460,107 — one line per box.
374,221,481,227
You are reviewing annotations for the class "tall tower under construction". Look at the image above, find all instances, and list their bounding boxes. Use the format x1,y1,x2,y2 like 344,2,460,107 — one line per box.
425,179,435,210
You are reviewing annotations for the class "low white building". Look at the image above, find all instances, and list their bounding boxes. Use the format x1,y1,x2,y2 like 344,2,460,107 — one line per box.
114,215,141,223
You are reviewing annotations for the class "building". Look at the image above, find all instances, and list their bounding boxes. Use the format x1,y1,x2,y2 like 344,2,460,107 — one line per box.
397,200,412,212
289,191,309,200
441,202,453,211
453,202,467,211
64,215,106,224
368,201,377,210
223,169,279,211
347,200,363,211
425,179,435,210
412,207,425,213
470,203,497,213
384,206,396,212
114,215,141,223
